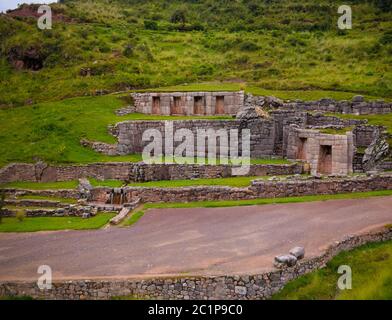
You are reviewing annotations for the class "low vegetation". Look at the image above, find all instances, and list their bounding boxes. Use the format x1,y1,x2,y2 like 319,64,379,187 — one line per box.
122,210,145,226
0,213,116,232
16,195,78,204
272,239,392,300
127,175,273,188
0,180,79,190
327,113,392,134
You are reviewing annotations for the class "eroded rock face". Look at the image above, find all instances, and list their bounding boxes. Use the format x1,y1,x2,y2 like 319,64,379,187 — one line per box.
362,135,390,172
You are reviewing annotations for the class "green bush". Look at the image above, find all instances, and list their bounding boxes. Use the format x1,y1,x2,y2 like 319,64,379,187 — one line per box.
144,20,158,30
379,32,392,45
239,41,259,51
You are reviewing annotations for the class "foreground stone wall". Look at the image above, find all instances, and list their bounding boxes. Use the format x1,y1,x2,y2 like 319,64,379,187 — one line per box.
0,162,303,183
132,91,244,115
2,227,390,300
90,173,392,203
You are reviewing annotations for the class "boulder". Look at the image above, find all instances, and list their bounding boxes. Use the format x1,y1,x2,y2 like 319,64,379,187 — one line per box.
274,254,297,267
352,95,365,103
289,246,305,260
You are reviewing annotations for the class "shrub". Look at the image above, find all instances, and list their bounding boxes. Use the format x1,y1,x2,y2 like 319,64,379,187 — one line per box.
374,0,392,12
170,9,187,25
239,41,259,51
123,44,134,57
379,31,392,45
144,20,158,30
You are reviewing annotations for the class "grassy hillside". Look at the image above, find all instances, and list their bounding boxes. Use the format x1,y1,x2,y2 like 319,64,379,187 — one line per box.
0,0,391,106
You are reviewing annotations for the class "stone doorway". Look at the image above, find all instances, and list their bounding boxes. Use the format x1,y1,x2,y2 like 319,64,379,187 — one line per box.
318,145,332,175
194,96,205,115
171,97,183,115
297,137,307,160
152,97,161,114
215,96,225,114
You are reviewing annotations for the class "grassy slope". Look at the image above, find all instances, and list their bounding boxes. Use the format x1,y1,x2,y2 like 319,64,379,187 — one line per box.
0,213,116,232
0,0,391,107
272,239,392,300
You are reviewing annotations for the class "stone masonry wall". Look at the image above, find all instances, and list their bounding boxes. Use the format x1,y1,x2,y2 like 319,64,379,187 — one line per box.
276,96,392,115
113,119,276,158
90,173,392,204
132,91,244,116
0,162,303,183
286,127,354,175
1,227,390,300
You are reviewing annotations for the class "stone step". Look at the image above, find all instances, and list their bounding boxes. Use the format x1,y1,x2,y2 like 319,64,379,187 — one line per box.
109,208,131,225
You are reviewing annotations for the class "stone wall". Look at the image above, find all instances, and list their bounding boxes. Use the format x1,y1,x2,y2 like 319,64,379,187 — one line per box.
113,119,276,158
353,125,383,147
131,91,244,116
286,127,354,175
275,96,392,115
0,162,303,183
90,173,392,204
1,226,390,300
305,113,365,128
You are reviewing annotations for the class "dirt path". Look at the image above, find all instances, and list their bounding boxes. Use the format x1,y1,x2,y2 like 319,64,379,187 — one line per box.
0,196,391,281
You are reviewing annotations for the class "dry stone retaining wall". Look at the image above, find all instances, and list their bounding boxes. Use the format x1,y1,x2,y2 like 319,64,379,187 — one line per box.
113,119,276,158
274,96,392,115
0,162,302,183
90,173,392,204
1,227,391,300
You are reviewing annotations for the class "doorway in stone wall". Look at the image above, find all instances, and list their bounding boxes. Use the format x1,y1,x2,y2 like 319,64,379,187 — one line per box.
171,96,182,115
215,96,225,114
318,145,332,175
152,97,161,114
194,96,205,115
297,137,307,160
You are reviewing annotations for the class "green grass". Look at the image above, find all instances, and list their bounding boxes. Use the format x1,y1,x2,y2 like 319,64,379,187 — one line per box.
144,189,392,209
0,213,116,232
327,113,392,134
272,240,392,300
127,176,263,188
0,180,79,190
122,210,145,227
89,178,124,188
16,195,77,204
319,126,354,135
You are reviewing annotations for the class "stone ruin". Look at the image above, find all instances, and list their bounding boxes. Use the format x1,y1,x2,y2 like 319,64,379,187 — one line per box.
79,91,392,177
131,91,245,116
